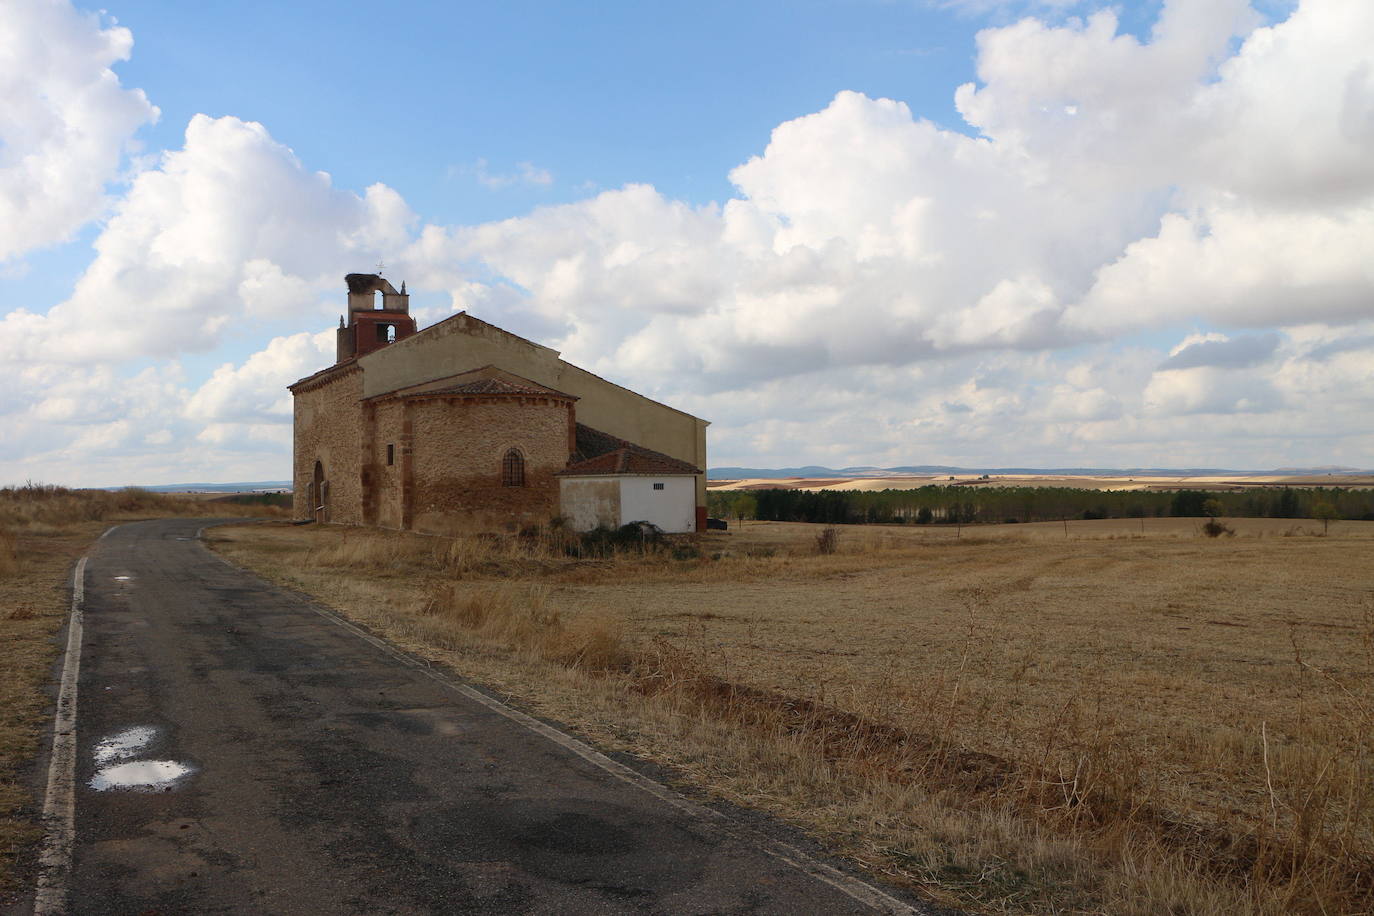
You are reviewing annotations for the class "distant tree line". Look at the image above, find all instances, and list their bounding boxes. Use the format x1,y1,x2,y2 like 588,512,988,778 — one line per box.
706,485,1374,526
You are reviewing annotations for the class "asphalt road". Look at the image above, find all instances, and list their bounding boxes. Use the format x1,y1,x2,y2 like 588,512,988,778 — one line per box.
46,518,924,915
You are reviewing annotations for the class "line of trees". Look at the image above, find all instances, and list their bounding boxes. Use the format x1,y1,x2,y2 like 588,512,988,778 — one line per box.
706,485,1374,526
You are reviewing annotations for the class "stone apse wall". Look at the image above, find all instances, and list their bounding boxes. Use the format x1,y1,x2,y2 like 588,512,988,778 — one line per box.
295,365,575,533
372,395,573,534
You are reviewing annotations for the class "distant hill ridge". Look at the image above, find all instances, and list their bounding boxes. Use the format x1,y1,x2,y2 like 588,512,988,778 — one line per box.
126,481,293,493
121,470,1370,489
708,466,1367,480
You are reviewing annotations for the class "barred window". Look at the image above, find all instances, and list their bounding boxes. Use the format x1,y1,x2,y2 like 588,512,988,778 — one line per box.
502,448,526,487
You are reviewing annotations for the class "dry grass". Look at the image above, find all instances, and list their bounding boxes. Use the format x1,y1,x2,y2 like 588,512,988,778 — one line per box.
0,483,286,535
0,528,18,579
0,484,285,905
210,516,1374,915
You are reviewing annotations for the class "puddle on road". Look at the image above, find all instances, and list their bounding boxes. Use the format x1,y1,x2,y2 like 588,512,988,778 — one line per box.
94,726,156,764
90,760,193,791
89,726,195,792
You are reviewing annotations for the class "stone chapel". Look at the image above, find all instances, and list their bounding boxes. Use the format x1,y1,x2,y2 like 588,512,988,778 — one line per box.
289,274,708,534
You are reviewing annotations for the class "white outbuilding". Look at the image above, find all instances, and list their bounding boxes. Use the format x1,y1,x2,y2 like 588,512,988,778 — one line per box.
557,429,702,534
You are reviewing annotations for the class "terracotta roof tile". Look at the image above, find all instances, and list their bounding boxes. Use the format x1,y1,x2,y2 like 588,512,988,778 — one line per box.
419,376,563,397
372,365,575,401
571,424,627,460
560,424,701,476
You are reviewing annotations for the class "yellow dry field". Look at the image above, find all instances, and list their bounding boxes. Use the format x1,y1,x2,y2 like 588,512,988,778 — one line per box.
210,518,1374,915
709,473,1374,492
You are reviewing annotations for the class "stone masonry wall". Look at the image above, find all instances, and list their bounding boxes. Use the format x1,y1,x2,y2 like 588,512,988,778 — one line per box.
292,368,364,523
405,396,571,534
370,400,405,529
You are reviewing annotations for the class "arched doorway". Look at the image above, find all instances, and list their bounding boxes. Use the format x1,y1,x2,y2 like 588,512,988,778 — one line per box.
313,460,327,522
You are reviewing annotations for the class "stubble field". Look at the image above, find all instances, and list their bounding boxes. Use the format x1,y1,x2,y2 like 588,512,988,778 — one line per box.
211,516,1374,915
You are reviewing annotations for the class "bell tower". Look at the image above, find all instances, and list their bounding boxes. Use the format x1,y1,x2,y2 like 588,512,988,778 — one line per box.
336,272,418,363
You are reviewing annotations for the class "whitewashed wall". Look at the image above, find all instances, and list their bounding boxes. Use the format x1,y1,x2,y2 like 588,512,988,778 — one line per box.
618,476,696,533
560,475,697,532
559,478,619,531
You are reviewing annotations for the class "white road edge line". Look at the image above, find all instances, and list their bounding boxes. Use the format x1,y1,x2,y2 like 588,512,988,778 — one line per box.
202,531,926,915
32,527,106,916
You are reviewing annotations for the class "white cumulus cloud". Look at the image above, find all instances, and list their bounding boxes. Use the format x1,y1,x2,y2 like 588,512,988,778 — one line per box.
0,114,417,366
5,0,1374,485
0,0,158,261
185,330,336,424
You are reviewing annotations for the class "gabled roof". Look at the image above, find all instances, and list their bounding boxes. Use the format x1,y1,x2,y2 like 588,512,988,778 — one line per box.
289,303,707,426
423,376,562,397
366,311,706,423
367,365,576,403
560,424,701,477
287,358,359,393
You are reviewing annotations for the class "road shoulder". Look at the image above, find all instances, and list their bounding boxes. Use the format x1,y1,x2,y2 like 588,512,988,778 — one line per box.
0,523,106,911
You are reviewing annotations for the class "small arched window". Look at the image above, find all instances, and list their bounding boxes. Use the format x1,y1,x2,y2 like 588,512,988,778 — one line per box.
501,448,526,487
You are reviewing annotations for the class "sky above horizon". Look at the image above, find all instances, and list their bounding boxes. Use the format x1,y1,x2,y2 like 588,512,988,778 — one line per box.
2,0,1371,486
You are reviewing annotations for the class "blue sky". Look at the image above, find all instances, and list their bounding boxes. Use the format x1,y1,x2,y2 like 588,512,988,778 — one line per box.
6,0,986,362
106,0,982,217
1,0,1370,485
